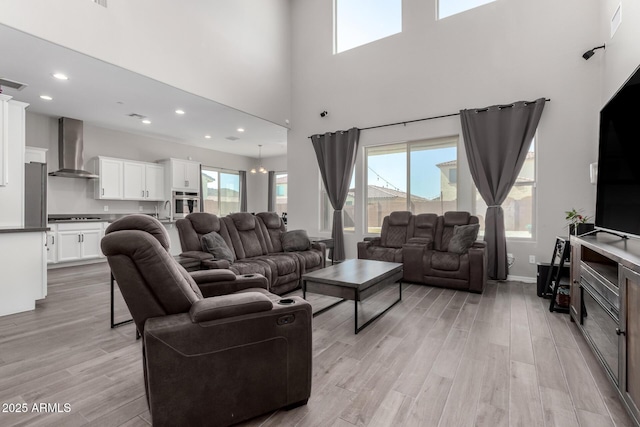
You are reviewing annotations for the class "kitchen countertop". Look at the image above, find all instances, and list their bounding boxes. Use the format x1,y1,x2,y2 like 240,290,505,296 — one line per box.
0,226,49,234
48,214,175,224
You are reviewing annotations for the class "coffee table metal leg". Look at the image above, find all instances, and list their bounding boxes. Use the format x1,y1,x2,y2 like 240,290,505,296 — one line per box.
303,279,347,317
354,280,403,334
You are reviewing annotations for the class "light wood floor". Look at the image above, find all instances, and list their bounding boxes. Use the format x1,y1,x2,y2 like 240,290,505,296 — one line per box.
0,263,634,427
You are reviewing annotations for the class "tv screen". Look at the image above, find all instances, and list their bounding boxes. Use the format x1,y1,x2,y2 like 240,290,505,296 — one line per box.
595,64,640,238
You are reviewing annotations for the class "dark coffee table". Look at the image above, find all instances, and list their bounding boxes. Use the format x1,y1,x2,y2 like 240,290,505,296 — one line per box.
301,259,402,334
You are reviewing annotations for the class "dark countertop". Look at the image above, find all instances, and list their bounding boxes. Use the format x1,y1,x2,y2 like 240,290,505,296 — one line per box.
48,213,174,224
0,226,49,234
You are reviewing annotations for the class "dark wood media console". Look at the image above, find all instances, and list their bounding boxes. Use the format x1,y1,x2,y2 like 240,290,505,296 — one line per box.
570,234,640,426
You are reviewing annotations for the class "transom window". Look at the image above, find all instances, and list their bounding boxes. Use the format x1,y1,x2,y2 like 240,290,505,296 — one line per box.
334,0,402,54
201,167,241,216
438,0,496,20
366,136,458,233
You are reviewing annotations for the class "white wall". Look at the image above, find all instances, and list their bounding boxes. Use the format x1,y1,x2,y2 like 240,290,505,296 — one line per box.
601,1,640,102
288,0,602,278
246,154,287,213
25,112,265,215
0,0,291,128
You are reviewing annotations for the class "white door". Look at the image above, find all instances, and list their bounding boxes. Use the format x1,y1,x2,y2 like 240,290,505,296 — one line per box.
123,161,145,200
100,158,123,199
80,229,102,259
56,231,82,262
146,164,165,200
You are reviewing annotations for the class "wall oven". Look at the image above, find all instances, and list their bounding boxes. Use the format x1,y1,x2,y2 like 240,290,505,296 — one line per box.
580,266,620,383
173,191,200,219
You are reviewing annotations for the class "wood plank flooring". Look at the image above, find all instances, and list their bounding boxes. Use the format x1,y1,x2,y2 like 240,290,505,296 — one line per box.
0,263,633,426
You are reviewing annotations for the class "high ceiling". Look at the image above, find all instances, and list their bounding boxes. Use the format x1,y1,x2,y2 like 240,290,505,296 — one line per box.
0,24,288,158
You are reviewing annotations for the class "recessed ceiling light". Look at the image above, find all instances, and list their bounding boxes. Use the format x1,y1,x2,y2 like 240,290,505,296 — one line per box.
175,109,185,115
204,135,211,139
142,119,151,124
40,95,53,101
52,73,68,80
237,128,245,132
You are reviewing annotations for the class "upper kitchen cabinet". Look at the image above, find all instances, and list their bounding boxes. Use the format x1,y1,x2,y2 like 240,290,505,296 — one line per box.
0,94,9,187
94,156,124,200
123,161,165,201
162,159,200,193
0,94,28,227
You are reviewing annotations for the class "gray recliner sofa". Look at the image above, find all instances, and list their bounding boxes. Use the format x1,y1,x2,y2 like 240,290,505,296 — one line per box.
177,212,326,295
101,214,312,427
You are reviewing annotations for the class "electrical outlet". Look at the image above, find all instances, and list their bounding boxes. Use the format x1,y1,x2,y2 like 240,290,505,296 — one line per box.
103,205,109,212
529,255,536,264
139,206,144,212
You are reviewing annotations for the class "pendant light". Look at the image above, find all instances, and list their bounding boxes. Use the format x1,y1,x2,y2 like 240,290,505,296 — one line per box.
251,145,267,174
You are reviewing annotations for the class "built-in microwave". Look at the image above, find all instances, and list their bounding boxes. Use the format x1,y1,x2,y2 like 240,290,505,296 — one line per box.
173,191,200,218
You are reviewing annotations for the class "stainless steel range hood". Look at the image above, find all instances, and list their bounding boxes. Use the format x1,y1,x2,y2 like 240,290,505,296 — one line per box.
49,117,99,179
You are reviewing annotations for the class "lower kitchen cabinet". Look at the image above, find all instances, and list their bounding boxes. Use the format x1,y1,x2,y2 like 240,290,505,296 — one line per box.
52,222,106,263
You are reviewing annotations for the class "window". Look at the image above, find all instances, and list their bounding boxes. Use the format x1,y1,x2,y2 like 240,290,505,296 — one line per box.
201,167,241,216
275,172,288,215
438,0,495,20
474,140,536,239
321,172,356,232
335,0,402,54
366,137,458,233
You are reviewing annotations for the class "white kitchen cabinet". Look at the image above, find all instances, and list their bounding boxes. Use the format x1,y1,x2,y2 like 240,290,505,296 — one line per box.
164,159,200,192
95,157,124,200
146,164,165,200
0,94,10,187
104,159,164,201
55,222,106,263
123,161,145,200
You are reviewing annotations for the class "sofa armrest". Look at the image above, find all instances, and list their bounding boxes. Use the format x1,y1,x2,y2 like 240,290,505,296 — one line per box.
467,246,487,293
471,240,486,249
407,237,434,249
357,237,381,259
201,259,232,270
190,269,237,284
189,292,273,323
180,250,214,261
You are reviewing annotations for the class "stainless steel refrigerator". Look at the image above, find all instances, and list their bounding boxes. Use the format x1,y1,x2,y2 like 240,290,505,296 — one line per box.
24,161,47,227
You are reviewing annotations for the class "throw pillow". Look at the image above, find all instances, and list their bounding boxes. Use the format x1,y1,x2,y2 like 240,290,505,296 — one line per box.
448,224,480,254
281,229,310,252
201,231,235,262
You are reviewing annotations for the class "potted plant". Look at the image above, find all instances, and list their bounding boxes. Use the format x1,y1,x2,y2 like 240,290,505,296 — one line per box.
565,208,595,236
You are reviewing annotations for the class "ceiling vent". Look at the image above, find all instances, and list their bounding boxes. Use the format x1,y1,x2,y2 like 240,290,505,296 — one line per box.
0,77,28,91
91,0,108,7
225,136,240,141
127,113,146,120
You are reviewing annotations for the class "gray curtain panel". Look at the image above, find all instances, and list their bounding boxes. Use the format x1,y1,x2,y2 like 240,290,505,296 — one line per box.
268,171,275,212
239,170,247,212
460,98,546,280
311,128,360,261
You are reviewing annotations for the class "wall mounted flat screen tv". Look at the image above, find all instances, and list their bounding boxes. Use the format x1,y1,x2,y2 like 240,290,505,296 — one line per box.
595,63,640,238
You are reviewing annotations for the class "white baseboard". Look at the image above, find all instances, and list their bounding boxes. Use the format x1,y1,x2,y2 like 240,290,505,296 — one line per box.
506,275,536,283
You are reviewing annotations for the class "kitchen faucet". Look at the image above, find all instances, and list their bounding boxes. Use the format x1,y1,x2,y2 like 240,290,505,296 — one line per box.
163,200,172,221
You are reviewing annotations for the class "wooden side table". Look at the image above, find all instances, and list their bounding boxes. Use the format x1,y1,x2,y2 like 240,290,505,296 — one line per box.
309,237,335,265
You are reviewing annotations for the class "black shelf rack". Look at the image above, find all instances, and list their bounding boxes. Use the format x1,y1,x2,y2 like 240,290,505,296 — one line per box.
544,236,571,313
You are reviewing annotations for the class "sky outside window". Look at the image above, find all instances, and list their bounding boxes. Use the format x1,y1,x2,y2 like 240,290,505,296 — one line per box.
335,0,402,53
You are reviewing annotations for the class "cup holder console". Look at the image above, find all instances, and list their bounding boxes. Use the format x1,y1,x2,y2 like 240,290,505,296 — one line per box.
278,298,296,305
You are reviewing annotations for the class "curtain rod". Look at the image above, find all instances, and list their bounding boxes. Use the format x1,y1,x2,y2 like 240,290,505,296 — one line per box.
308,98,550,138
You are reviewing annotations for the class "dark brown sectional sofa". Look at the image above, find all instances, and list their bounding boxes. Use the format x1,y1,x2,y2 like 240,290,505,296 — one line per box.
177,212,326,295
